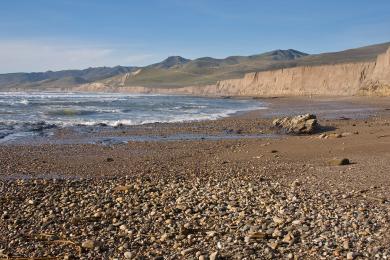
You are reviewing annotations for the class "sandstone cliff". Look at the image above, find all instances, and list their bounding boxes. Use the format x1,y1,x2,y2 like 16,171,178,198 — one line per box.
78,47,390,96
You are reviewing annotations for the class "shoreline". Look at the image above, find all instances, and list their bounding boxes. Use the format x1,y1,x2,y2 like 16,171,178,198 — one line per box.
1,96,390,259
1,95,388,146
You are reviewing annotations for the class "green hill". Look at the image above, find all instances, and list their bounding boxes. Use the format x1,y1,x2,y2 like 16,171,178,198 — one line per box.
0,41,389,90
121,49,309,88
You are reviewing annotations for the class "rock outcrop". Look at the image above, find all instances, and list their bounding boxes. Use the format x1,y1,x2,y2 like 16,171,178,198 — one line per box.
272,114,319,134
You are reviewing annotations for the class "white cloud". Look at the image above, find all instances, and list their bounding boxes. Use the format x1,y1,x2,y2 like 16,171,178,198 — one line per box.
0,39,157,73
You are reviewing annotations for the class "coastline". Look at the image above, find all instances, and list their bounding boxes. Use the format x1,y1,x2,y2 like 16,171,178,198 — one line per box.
1,96,390,258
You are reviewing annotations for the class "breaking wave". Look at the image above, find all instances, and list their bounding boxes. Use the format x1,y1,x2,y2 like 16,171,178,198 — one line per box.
0,92,266,140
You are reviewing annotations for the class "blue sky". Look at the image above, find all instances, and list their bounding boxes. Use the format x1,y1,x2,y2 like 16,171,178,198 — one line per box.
0,0,389,73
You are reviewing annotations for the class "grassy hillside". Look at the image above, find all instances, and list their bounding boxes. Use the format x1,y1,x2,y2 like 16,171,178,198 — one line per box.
119,42,390,88
0,66,137,90
0,41,389,90
121,49,309,88
293,42,390,66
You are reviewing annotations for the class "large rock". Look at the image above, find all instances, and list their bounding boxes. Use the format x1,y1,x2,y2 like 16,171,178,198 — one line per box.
272,114,319,134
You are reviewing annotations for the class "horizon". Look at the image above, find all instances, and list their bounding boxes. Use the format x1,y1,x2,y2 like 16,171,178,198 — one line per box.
1,0,390,73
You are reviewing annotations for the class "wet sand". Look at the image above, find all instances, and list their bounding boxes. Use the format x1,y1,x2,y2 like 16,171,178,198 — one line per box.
0,96,389,259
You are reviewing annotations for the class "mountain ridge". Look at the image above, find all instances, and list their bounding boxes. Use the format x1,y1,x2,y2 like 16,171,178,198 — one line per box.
0,42,389,91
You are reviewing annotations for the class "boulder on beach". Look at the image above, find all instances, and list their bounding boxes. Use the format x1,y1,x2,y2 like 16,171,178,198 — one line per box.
272,114,319,134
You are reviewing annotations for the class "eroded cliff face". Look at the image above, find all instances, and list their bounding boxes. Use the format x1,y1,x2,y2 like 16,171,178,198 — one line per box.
204,62,375,96
358,47,390,96
78,47,390,96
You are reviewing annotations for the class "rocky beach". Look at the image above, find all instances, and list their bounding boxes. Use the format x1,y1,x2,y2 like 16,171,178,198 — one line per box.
1,1,390,259
0,97,389,259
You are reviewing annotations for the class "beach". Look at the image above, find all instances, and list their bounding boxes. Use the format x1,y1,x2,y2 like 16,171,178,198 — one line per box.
1,96,390,259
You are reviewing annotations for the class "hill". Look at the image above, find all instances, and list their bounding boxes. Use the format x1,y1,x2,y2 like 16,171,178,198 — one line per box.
116,49,309,88
0,41,389,91
0,66,137,91
106,42,390,88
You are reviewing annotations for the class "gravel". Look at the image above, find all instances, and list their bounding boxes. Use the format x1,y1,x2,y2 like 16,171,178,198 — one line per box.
1,174,389,259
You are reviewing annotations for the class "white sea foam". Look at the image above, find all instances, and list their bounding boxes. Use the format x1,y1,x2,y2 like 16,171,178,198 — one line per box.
0,92,267,129
20,99,29,105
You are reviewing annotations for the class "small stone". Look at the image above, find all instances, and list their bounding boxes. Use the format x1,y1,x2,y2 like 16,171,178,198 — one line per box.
329,158,350,166
272,229,282,237
124,252,133,259
209,251,219,260
160,233,169,242
81,240,95,249
347,252,354,260
114,185,131,192
247,231,267,239
199,255,206,260
206,231,216,237
282,233,293,243
268,241,279,250
291,180,300,187
181,248,195,256
292,220,301,225
119,224,127,231
273,216,284,225
343,240,350,250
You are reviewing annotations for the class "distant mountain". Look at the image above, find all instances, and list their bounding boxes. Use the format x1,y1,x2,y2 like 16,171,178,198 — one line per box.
0,66,137,90
265,49,309,60
0,42,389,91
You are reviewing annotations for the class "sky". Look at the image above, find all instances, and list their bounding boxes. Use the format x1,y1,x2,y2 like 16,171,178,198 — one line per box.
0,0,389,73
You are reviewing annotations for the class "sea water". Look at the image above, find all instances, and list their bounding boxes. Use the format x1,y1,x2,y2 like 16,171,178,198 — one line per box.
0,92,265,141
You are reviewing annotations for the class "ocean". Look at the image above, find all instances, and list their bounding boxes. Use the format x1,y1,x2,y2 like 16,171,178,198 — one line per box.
0,92,265,142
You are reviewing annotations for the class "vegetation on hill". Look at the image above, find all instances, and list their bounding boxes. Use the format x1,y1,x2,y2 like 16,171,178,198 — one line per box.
0,42,389,90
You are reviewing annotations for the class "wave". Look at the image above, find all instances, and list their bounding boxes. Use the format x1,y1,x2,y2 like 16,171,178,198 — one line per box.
0,92,267,131
50,106,265,127
20,99,29,105
0,98,29,106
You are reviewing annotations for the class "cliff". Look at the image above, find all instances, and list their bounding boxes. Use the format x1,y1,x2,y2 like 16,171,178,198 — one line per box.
78,47,390,96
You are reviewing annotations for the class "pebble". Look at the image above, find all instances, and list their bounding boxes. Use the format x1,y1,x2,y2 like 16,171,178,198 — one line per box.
181,248,195,256
124,251,132,259
210,251,219,260
273,216,284,224
81,240,95,249
329,158,350,166
119,224,127,231
1,174,389,259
